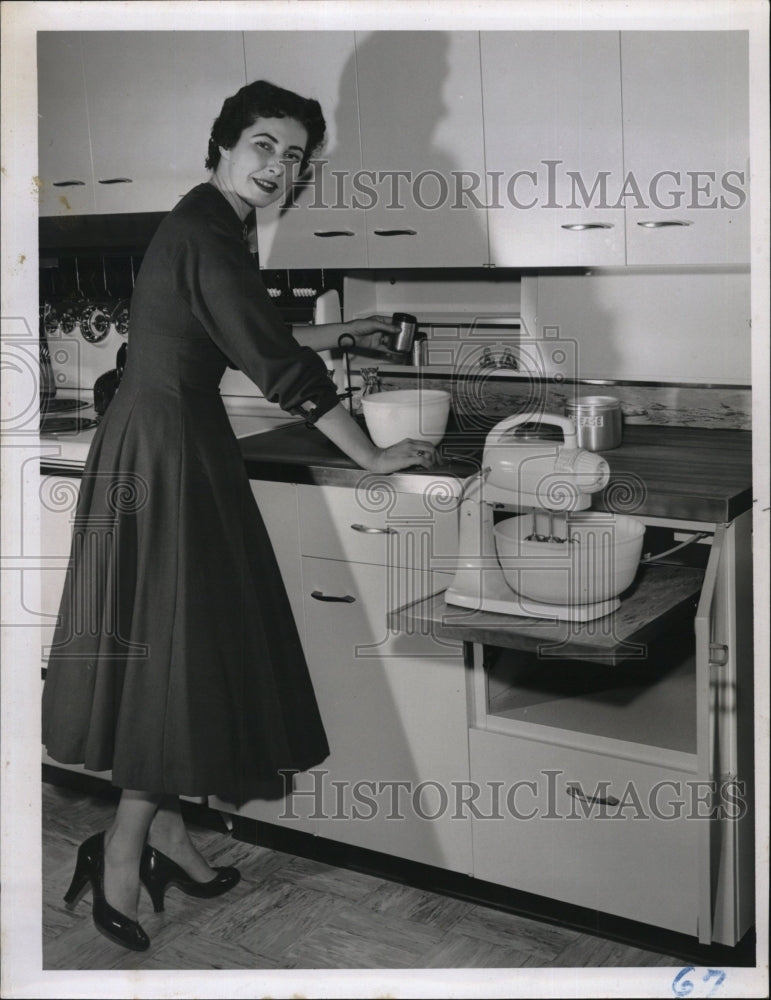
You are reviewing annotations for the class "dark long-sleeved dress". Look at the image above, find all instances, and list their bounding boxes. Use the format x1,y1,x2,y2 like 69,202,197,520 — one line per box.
42,183,336,805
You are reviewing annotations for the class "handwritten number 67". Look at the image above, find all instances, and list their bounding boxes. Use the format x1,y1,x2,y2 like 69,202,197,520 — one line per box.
673,968,727,997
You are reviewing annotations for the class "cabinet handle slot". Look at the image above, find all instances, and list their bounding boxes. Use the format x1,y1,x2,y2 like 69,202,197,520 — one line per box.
313,230,355,237
52,180,86,187
350,523,397,535
98,178,133,185
637,220,692,228
373,229,418,236
311,590,356,603
709,643,729,666
560,223,614,231
566,783,620,808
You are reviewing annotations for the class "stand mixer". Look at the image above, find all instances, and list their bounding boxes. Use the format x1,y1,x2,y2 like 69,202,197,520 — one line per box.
445,411,637,623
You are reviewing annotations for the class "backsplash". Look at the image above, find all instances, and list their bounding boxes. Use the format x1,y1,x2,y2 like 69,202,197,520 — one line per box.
379,372,752,431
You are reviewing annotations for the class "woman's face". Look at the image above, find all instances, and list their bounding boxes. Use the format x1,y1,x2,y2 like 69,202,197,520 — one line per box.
216,116,308,212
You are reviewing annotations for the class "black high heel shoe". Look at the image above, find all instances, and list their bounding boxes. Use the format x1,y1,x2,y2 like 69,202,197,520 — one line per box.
63,832,150,952
140,845,240,913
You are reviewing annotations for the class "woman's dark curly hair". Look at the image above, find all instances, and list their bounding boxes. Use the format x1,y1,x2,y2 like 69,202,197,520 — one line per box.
206,80,326,173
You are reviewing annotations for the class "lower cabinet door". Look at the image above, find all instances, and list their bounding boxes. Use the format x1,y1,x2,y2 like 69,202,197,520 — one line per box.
301,556,472,873
469,728,700,936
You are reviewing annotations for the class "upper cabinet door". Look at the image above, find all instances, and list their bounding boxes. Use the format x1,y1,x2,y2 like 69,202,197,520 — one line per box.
481,32,626,267
84,32,246,214
621,32,750,266
38,33,95,216
355,31,489,268
244,31,367,269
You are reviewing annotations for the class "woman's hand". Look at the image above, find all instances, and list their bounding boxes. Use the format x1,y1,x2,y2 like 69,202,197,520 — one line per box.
367,438,438,473
314,404,438,474
344,314,400,349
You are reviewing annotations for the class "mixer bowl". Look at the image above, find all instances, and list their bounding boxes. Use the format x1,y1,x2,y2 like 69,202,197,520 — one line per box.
362,389,451,447
493,512,645,606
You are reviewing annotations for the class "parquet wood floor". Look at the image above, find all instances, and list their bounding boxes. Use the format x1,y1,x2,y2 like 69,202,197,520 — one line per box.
42,782,681,972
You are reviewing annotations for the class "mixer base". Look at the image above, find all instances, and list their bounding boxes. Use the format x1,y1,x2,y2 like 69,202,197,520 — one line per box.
444,576,619,623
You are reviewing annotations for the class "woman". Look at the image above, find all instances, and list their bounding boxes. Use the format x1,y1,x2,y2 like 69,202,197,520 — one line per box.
42,79,437,953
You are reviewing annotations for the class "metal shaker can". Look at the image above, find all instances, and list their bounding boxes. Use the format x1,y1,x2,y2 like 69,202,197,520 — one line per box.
565,395,622,450
391,312,418,354
411,332,428,366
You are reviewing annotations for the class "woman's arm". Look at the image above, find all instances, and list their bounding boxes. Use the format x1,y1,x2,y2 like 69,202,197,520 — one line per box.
314,402,437,473
292,314,398,352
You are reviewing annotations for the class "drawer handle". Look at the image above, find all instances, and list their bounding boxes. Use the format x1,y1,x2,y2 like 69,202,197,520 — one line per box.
566,783,620,808
98,177,133,185
313,230,355,237
373,229,418,236
560,223,614,231
311,590,356,603
52,180,86,187
636,220,692,228
350,523,397,535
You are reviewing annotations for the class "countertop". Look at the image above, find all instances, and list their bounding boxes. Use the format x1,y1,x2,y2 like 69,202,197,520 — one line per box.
240,420,752,523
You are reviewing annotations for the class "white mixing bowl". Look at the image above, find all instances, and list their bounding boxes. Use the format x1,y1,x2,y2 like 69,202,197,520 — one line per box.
493,512,645,606
362,389,451,448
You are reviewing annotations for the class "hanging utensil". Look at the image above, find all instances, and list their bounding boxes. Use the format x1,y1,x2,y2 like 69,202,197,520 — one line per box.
42,301,59,338
111,256,133,336
79,301,111,343
58,304,78,335
111,299,130,336
58,257,84,334
79,255,112,343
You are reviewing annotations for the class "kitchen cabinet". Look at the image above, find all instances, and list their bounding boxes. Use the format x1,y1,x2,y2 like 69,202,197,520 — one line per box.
37,33,95,216
301,557,470,871
38,30,751,270
37,32,246,216
296,483,471,872
480,32,626,267
470,729,700,934
452,513,753,945
620,31,750,266
354,31,489,267
213,478,472,870
83,32,246,214
245,32,368,269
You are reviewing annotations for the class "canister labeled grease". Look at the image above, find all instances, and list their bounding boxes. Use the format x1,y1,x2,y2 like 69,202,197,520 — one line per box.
565,395,622,451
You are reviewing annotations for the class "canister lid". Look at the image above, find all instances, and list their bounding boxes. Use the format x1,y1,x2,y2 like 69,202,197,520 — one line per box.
565,395,620,412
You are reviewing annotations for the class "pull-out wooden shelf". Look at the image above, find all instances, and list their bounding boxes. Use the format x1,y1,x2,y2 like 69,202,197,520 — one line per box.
388,564,705,665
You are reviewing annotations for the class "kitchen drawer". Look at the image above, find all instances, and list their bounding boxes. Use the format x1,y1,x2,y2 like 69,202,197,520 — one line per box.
302,556,458,655
298,483,459,568
469,728,700,936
